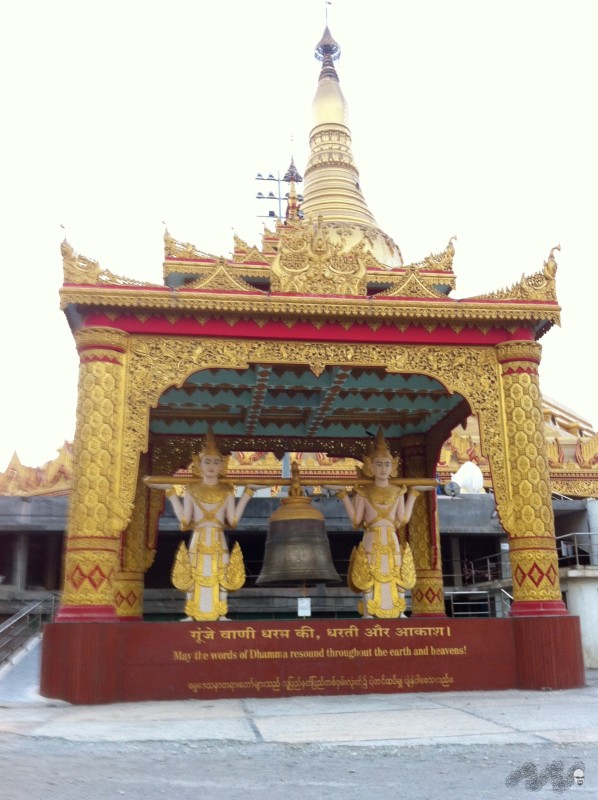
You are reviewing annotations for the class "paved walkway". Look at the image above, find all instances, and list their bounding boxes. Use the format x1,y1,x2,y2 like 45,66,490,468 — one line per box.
1,638,597,747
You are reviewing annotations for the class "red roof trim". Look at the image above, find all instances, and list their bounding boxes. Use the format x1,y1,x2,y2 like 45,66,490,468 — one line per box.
81,313,536,347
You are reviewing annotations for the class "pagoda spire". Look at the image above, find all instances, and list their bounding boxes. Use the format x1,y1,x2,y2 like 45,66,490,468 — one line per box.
283,156,302,184
300,27,403,266
285,177,301,222
283,157,303,222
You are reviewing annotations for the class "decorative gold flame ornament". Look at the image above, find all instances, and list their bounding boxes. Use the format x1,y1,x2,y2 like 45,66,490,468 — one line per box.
221,542,246,592
348,538,416,618
271,216,370,295
171,541,193,592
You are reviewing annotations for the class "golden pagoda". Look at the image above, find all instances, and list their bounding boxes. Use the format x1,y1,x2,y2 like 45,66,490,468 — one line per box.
37,24,584,702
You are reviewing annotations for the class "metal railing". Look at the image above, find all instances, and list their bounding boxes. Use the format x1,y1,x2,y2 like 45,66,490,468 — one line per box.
445,531,598,592
0,594,58,668
443,587,512,619
461,554,511,585
500,588,513,617
442,555,510,589
445,590,491,617
556,531,598,569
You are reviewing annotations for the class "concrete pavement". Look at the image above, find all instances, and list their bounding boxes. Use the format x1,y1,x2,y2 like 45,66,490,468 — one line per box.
1,637,597,748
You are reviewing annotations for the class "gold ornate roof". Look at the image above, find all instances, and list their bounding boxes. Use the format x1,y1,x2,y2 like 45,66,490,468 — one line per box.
0,443,73,497
436,397,598,498
61,242,560,333
465,246,559,304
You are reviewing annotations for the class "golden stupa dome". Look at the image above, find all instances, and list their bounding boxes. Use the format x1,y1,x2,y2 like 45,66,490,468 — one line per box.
300,27,403,268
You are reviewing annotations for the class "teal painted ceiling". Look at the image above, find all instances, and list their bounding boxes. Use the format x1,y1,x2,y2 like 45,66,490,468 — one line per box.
149,364,466,451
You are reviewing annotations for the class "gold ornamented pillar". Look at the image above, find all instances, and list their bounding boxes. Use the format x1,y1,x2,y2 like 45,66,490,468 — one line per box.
495,341,567,616
57,328,133,621
402,439,445,617
115,454,164,619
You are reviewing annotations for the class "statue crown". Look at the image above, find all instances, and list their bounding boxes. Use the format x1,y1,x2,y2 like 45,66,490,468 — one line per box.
362,428,400,477
191,427,226,474
368,428,393,460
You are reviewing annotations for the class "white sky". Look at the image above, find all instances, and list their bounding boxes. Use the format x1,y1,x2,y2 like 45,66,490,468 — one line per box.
1,0,597,470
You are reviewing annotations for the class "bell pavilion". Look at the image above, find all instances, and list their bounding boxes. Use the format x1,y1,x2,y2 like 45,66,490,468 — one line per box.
40,26,584,703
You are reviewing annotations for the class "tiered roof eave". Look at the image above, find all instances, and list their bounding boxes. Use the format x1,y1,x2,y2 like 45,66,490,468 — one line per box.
59,235,561,339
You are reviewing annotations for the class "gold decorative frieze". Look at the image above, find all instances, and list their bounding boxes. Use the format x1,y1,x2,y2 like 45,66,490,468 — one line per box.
467,246,559,304
62,240,162,288
0,444,73,497
62,240,102,284
408,237,457,275
163,229,218,261
59,283,562,331
123,338,502,505
271,217,369,295
375,266,448,299
546,439,565,467
575,434,598,468
184,260,266,293
60,229,560,332
443,431,487,466
232,234,271,265
550,478,598,498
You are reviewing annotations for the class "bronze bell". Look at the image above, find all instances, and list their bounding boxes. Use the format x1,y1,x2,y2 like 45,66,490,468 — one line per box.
256,494,341,586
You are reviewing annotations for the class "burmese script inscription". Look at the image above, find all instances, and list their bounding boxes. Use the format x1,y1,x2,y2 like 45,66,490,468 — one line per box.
151,619,511,699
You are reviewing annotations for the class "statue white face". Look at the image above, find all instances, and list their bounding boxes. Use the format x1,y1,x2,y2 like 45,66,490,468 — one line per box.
372,457,392,484
199,455,223,482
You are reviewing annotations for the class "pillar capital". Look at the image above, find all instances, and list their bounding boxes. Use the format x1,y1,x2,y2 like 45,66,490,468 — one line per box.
74,327,129,353
496,340,542,367
74,328,129,371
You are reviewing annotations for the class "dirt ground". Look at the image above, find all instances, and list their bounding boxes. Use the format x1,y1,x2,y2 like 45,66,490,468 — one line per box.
0,737,594,800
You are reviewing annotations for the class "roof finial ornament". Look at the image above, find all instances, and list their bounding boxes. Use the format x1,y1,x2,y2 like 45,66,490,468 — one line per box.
283,155,303,222
544,243,560,278
283,156,303,184
315,12,340,81
315,25,340,62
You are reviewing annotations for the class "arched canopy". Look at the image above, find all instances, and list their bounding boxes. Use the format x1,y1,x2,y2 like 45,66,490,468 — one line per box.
149,363,469,467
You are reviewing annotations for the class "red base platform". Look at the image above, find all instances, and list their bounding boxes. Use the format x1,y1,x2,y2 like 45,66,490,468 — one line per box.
40,616,585,705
